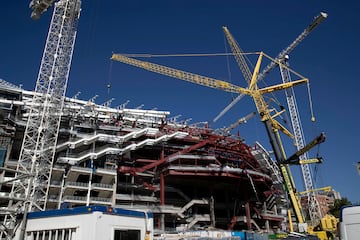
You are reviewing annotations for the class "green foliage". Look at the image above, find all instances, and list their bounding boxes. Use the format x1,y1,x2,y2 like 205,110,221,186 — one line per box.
328,198,352,218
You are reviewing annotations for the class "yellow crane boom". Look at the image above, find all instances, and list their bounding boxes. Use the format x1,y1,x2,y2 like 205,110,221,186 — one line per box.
111,52,307,138
222,26,253,85
298,186,332,196
211,26,253,123
111,54,249,94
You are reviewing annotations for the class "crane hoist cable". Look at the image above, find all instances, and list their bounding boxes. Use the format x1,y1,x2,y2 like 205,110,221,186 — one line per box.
107,60,113,96
120,52,257,58
256,55,316,125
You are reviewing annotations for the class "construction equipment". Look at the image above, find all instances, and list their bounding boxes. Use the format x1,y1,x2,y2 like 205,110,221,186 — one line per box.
297,185,338,239
308,214,338,240
297,186,332,196
283,132,325,165
223,18,336,239
0,0,81,238
221,111,256,134
216,27,312,227
220,12,329,229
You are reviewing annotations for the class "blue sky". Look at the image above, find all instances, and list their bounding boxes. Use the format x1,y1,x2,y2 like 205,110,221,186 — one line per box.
1,1,359,203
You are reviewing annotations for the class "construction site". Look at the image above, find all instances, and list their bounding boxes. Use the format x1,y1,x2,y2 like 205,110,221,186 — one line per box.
0,80,289,232
0,1,341,240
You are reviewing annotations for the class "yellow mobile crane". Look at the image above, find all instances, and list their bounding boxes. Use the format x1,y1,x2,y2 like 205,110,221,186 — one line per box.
221,14,328,222
111,52,323,230
220,15,336,239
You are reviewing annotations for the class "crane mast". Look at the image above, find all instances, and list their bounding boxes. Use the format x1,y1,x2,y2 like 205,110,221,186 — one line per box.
1,0,81,238
220,13,328,225
265,12,328,226
219,28,307,223
279,58,322,224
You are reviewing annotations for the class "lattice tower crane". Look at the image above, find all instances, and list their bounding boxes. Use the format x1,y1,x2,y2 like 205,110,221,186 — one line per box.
280,57,322,225
219,27,305,224
271,12,328,226
0,1,81,238
111,52,318,226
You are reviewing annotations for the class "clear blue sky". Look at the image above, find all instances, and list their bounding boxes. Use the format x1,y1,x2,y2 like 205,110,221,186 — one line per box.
1,1,359,203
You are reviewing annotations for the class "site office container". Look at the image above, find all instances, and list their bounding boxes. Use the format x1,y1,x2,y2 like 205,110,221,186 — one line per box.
340,205,360,240
16,205,153,240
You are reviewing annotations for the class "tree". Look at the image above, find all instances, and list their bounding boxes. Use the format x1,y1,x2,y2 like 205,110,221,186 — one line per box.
328,198,352,218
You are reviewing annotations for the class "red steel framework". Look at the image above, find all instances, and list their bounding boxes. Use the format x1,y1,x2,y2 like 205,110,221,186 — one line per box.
117,125,279,230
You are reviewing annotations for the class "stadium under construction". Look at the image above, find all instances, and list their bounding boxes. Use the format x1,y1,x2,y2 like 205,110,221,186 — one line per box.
0,80,287,233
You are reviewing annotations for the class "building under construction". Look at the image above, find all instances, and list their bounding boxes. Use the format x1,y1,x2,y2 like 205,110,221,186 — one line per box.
0,79,288,233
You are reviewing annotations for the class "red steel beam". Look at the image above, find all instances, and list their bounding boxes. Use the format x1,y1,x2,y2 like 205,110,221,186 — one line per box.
118,136,220,174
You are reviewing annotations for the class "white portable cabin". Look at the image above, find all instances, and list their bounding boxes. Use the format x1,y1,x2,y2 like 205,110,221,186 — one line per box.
340,205,360,240
20,205,153,240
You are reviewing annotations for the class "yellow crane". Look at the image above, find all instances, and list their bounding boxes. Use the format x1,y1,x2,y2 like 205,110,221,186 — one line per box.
111,52,312,225
297,186,332,196
221,112,256,134
221,20,334,239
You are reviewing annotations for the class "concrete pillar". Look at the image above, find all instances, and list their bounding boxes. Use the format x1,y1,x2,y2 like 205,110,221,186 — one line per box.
245,201,251,230
160,172,165,231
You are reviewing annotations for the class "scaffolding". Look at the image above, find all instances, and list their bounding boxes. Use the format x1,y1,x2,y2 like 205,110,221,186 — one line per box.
0,81,287,234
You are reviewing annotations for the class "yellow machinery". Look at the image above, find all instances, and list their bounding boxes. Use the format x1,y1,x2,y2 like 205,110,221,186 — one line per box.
213,13,336,239
297,186,332,196
298,186,338,240
221,13,329,231
308,214,338,240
